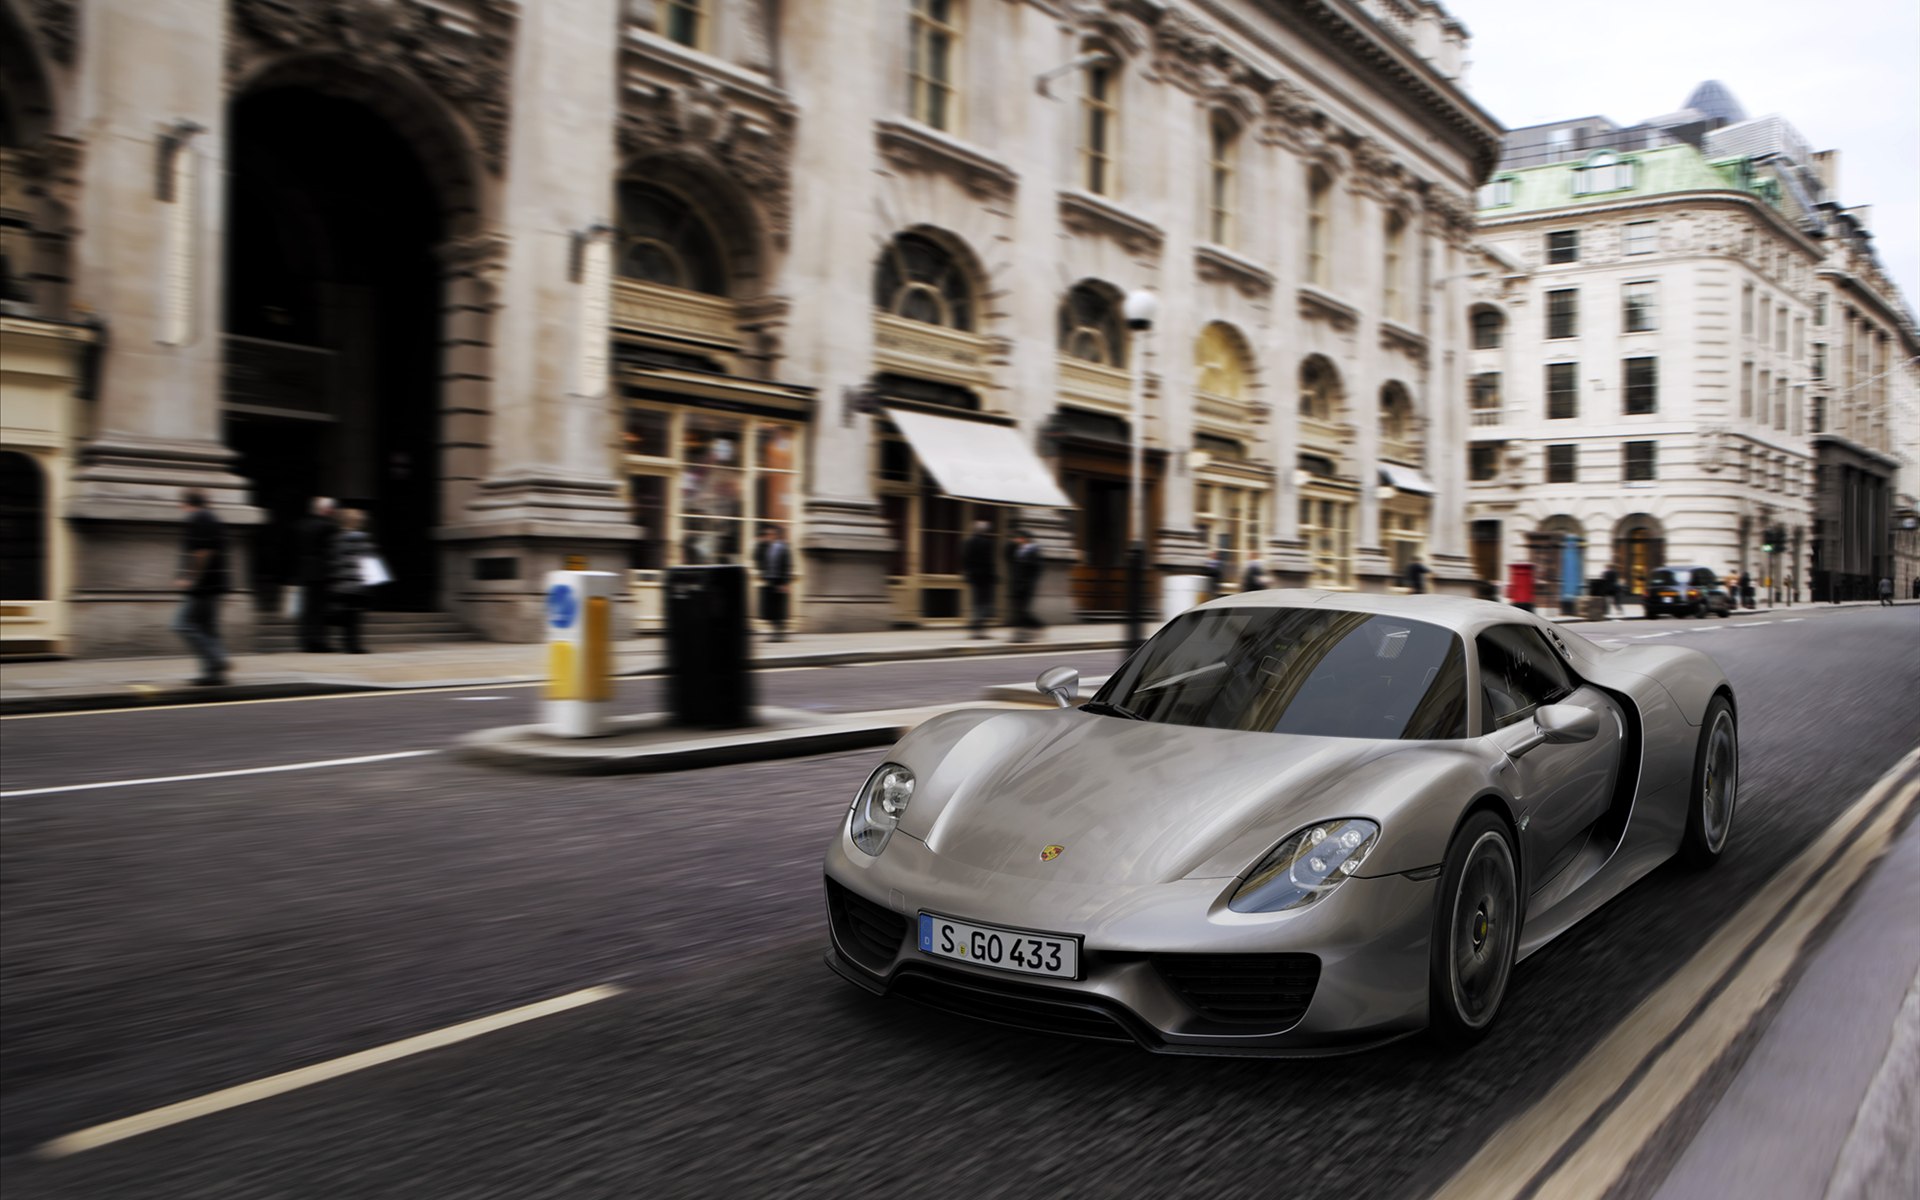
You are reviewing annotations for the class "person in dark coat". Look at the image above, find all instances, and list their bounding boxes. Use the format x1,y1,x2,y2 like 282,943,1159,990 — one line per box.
328,508,379,654
1006,529,1044,642
172,489,230,686
960,519,998,639
1601,566,1622,614
1241,559,1268,592
1738,570,1755,609
1404,556,1430,594
753,524,794,641
295,497,338,652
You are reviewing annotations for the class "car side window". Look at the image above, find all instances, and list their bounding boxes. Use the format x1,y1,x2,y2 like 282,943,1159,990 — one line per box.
1475,624,1577,730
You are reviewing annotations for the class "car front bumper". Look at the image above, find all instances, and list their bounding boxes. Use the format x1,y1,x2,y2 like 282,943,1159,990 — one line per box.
822,829,1439,1056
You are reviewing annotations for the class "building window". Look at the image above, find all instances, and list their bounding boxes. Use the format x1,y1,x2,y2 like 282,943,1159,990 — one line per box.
625,406,805,577
1194,480,1266,593
1741,361,1753,418
1384,211,1407,321
1469,443,1501,482
1206,113,1236,247
1546,362,1578,419
1571,151,1634,194
907,0,960,132
1547,230,1579,264
1546,444,1578,483
1298,494,1355,589
1471,371,1502,417
1775,304,1787,353
616,183,727,295
1774,377,1787,430
1758,369,1770,424
1195,321,1252,409
1811,342,1827,381
1622,281,1657,332
1623,220,1658,255
1546,288,1578,340
1058,282,1124,366
1742,282,1754,336
1306,166,1332,287
874,232,974,329
1299,355,1342,422
1471,308,1504,349
1814,292,1827,326
1793,315,1804,360
1758,297,1770,346
1478,177,1514,208
663,0,706,49
1080,58,1118,196
1623,441,1656,482
1792,385,1805,436
1623,357,1658,415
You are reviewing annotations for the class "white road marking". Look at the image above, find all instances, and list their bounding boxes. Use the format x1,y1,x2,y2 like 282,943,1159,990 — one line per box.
1732,621,1772,627
1783,617,1806,622
35,984,624,1160
0,750,439,798
1432,746,1920,1200
1633,632,1674,638
453,695,510,702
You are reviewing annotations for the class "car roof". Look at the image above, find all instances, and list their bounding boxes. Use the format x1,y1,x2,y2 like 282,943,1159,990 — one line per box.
1195,588,1537,637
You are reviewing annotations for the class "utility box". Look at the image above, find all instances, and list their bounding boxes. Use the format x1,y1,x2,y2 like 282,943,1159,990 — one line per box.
545,570,620,737
666,564,755,728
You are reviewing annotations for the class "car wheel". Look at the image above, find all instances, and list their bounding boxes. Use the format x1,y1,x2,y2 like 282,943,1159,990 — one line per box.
1681,697,1738,868
1429,811,1520,1047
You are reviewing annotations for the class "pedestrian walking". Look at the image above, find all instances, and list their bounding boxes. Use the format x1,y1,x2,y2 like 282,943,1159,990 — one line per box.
753,524,794,641
961,519,998,639
172,489,230,686
1006,529,1044,642
1879,576,1894,607
1241,559,1268,592
1602,566,1623,615
1199,548,1226,598
1404,556,1430,594
295,496,337,652
1912,576,1919,600
1784,570,1795,607
1738,570,1755,610
328,508,381,654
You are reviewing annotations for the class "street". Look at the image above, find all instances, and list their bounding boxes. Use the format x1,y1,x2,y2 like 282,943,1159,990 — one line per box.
2,608,1917,1199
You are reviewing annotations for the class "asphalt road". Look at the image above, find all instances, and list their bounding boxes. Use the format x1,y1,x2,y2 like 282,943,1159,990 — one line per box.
1,606,1915,1199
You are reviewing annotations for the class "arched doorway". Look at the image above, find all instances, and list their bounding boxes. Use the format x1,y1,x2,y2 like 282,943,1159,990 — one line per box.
223,84,453,611
1614,513,1665,600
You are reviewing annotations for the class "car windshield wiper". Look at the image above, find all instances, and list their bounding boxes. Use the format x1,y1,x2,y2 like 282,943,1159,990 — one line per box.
1081,698,1146,721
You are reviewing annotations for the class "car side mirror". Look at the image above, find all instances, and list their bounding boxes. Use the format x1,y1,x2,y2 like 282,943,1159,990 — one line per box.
1036,666,1080,708
1509,703,1600,758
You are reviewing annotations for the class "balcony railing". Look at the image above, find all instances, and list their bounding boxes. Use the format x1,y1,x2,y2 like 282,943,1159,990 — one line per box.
873,313,995,391
1470,407,1505,427
1298,415,1348,451
611,278,740,350
1057,355,1132,418
1379,436,1422,466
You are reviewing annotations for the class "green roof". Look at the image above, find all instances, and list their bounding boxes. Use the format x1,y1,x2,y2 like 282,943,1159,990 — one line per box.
1479,143,1776,216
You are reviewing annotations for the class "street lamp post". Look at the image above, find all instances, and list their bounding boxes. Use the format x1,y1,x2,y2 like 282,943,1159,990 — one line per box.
1123,289,1159,652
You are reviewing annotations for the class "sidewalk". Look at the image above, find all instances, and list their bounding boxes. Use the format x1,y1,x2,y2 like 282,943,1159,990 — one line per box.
0,623,1134,714
1652,790,1920,1200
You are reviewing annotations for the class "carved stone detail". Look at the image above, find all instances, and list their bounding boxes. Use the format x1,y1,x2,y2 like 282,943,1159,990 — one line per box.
229,0,519,174
1423,186,1476,247
1195,244,1274,298
29,0,79,64
1058,190,1163,258
875,119,1018,202
618,78,797,247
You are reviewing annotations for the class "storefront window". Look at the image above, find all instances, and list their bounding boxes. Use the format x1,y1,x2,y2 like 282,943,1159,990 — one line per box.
1195,479,1268,590
1300,494,1354,588
623,407,672,459
620,404,806,574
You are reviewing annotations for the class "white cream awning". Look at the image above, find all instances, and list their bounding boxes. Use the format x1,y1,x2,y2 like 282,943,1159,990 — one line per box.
884,407,1074,508
1378,463,1437,496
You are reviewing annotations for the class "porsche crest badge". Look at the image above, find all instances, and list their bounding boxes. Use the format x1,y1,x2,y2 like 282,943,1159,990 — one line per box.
1039,844,1065,862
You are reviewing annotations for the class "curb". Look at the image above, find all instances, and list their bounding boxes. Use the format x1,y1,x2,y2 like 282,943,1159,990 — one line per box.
454,710,909,775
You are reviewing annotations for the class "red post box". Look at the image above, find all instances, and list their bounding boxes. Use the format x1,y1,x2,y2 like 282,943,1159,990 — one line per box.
1508,561,1536,610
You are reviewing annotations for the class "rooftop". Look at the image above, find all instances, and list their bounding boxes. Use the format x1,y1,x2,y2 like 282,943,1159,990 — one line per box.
1478,143,1780,218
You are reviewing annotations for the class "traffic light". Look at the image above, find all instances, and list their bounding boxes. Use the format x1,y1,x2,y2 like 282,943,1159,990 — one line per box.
1761,525,1785,554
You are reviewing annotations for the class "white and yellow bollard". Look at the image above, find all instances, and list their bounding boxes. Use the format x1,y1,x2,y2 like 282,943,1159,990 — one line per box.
545,570,618,737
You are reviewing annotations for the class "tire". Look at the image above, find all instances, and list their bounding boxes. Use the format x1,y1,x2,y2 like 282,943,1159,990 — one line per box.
1428,810,1521,1047
1681,696,1738,868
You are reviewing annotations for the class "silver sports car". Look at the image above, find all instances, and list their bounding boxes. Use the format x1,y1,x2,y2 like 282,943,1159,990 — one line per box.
823,591,1738,1053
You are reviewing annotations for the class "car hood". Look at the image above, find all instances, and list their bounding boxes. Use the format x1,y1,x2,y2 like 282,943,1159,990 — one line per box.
896,709,1403,887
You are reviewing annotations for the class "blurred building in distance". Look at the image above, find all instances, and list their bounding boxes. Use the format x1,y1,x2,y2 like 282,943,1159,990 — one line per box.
1463,83,1920,610
0,0,1498,654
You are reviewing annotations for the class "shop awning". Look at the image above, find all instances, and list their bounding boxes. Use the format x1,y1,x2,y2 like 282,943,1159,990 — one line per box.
884,407,1074,508
1378,463,1436,496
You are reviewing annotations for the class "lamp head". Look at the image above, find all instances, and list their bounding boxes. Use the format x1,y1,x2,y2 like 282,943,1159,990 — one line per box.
1123,289,1159,331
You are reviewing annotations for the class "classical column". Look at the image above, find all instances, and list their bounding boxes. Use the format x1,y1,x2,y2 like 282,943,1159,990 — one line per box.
1425,234,1477,595
439,0,637,641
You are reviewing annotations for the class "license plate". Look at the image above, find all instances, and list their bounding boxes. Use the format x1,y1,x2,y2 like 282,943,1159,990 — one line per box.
918,913,1080,979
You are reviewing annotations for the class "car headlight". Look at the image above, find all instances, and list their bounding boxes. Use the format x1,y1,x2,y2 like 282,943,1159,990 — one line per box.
848,763,915,856
1229,818,1381,913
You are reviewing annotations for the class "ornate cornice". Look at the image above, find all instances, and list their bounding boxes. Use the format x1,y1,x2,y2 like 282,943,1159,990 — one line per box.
1195,243,1275,297
229,0,519,174
1297,284,1359,331
1423,186,1476,247
618,77,798,248
29,0,78,64
874,119,1018,202
1378,318,1429,366
1058,189,1164,258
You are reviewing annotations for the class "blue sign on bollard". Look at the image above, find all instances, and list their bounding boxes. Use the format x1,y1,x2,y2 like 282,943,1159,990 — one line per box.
547,582,578,630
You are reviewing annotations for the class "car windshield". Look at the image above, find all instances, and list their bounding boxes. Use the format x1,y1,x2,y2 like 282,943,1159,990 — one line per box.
1650,569,1678,587
1089,607,1470,740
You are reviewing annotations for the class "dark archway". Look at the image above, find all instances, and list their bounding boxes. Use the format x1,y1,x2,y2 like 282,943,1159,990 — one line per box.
224,85,448,610
0,450,47,600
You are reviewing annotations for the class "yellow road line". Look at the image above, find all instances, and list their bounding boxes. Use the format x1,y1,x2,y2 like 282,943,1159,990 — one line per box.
36,984,624,1160
1430,744,1920,1200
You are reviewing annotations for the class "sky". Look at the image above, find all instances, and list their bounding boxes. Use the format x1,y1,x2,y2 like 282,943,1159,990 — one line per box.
1443,0,1920,311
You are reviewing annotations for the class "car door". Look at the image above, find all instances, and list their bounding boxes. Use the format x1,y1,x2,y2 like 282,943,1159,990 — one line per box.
1476,623,1623,892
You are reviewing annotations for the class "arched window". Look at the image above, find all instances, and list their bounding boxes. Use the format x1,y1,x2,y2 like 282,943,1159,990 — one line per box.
1206,113,1237,246
1080,55,1118,196
1195,322,1251,402
1058,282,1124,367
1383,210,1407,321
616,183,726,295
874,232,974,330
0,451,47,601
908,0,960,132
1306,166,1333,286
1299,355,1342,422
1380,382,1414,441
1471,307,1504,349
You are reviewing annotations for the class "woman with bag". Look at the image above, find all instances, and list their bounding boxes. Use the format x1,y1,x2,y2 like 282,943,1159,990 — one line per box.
329,508,385,654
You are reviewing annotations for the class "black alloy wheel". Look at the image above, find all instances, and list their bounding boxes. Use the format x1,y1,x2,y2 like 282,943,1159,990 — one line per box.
1428,810,1521,1047
1681,696,1738,867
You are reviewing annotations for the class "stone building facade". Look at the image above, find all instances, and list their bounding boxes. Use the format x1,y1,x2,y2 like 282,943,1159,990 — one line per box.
0,0,1497,655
